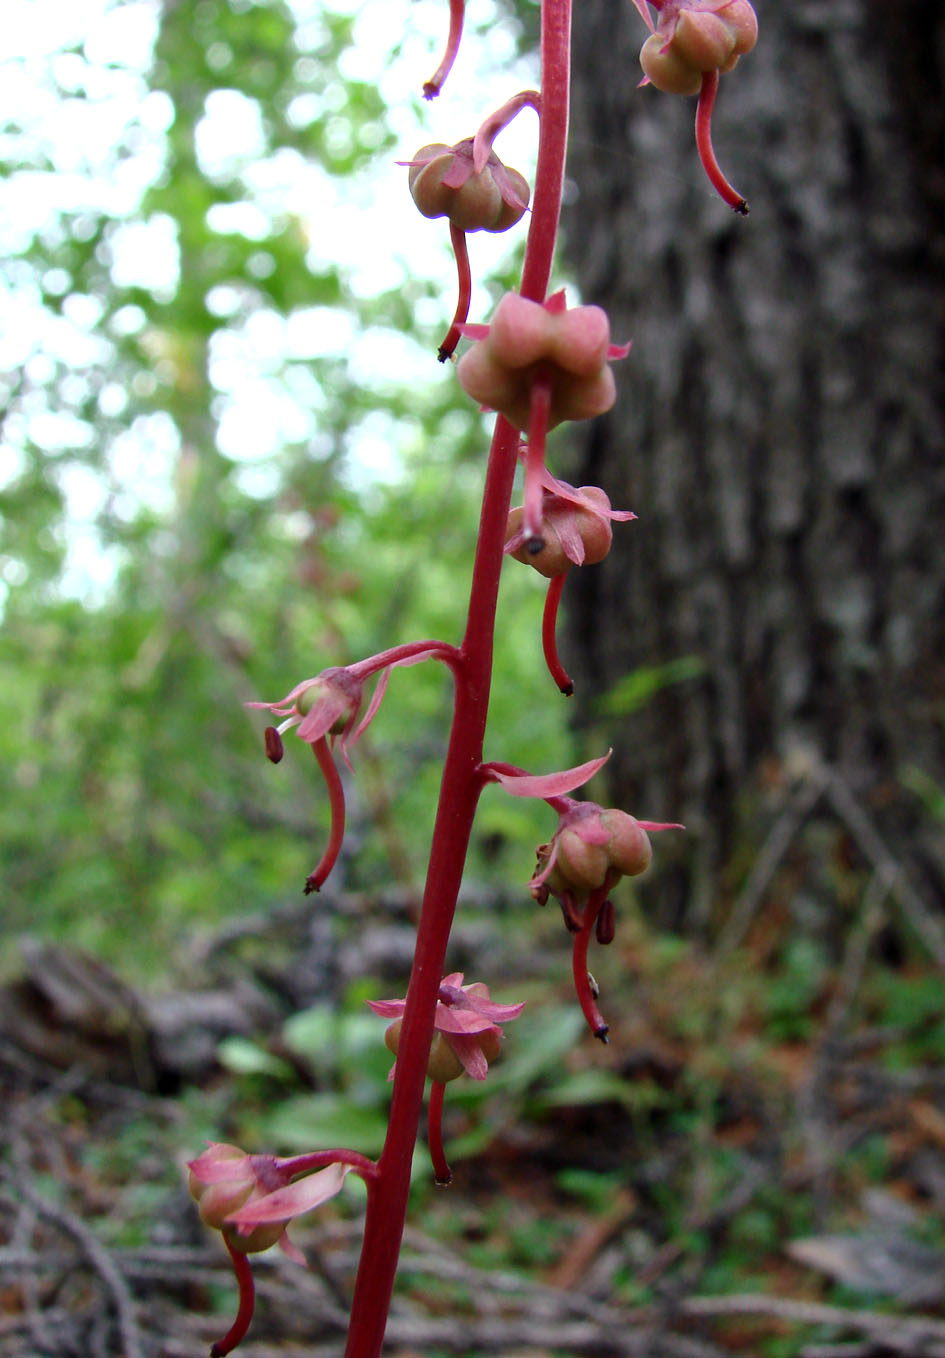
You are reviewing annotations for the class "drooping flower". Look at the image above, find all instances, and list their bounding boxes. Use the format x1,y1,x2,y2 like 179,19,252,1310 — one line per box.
633,0,757,93
368,973,524,1082
631,0,758,213
505,467,636,578
486,759,683,1041
187,1143,351,1355
457,289,629,433
405,139,530,234
249,644,452,892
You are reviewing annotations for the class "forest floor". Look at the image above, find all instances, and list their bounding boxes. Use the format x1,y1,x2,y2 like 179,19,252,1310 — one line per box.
3,858,945,1358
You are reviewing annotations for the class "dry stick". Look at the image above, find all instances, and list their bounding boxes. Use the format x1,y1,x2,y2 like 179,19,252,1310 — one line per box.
0,1163,145,1358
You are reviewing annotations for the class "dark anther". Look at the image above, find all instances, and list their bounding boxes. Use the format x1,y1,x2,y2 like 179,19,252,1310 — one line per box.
560,680,575,697
303,876,320,895
595,898,615,945
594,1024,610,1043
526,536,545,555
264,726,284,763
734,199,749,216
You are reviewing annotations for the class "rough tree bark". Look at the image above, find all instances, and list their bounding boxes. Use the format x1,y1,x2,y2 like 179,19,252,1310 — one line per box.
563,0,945,931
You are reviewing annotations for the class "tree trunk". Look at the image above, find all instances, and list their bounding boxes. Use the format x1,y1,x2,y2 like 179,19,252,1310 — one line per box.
563,0,945,932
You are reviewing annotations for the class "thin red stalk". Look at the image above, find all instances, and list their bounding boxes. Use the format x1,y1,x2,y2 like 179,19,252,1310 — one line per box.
438,223,472,362
472,89,541,172
423,0,464,99
304,737,345,893
695,69,749,215
278,1149,378,1181
427,1081,452,1184
519,0,570,303
211,1238,255,1357
523,374,551,540
343,5,572,1353
350,638,459,679
542,570,573,695
572,886,610,1041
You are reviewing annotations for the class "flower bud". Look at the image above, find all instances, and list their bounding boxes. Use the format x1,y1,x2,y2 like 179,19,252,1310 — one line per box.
384,1018,466,1084
506,486,615,578
599,809,652,877
408,144,529,233
188,1145,254,1231
640,1,757,93
555,825,611,893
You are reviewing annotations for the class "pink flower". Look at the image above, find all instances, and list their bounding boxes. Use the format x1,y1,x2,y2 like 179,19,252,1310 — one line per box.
250,645,449,770
188,1143,352,1355
505,467,636,578
188,1142,350,1262
368,973,524,1081
405,138,530,233
633,0,757,91
457,290,629,433
631,0,758,214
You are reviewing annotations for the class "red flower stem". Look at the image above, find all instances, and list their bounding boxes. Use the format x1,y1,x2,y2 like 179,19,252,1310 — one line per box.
423,0,464,99
695,70,749,215
542,571,573,695
427,1081,452,1185
472,89,541,171
572,885,610,1041
519,0,570,304
350,638,460,680
304,737,345,893
277,1149,378,1181
211,1237,255,1357
343,5,572,1354
437,224,472,362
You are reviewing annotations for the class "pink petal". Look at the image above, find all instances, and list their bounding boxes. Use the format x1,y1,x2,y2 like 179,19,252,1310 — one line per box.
187,1144,253,1184
630,0,656,31
607,340,632,360
550,509,586,565
350,667,392,744
366,998,407,1018
455,322,490,342
296,692,352,744
279,1232,307,1266
445,1032,489,1080
441,971,465,989
637,820,685,832
460,995,524,1023
228,1163,350,1226
435,1006,499,1035
490,750,611,799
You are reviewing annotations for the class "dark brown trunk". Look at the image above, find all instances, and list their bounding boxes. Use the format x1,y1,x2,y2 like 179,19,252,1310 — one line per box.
563,0,945,932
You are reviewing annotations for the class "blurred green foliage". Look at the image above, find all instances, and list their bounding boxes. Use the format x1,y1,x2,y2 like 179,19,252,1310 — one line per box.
0,0,576,978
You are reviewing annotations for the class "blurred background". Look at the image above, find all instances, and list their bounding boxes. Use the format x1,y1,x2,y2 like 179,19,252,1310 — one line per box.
2,1,945,1354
